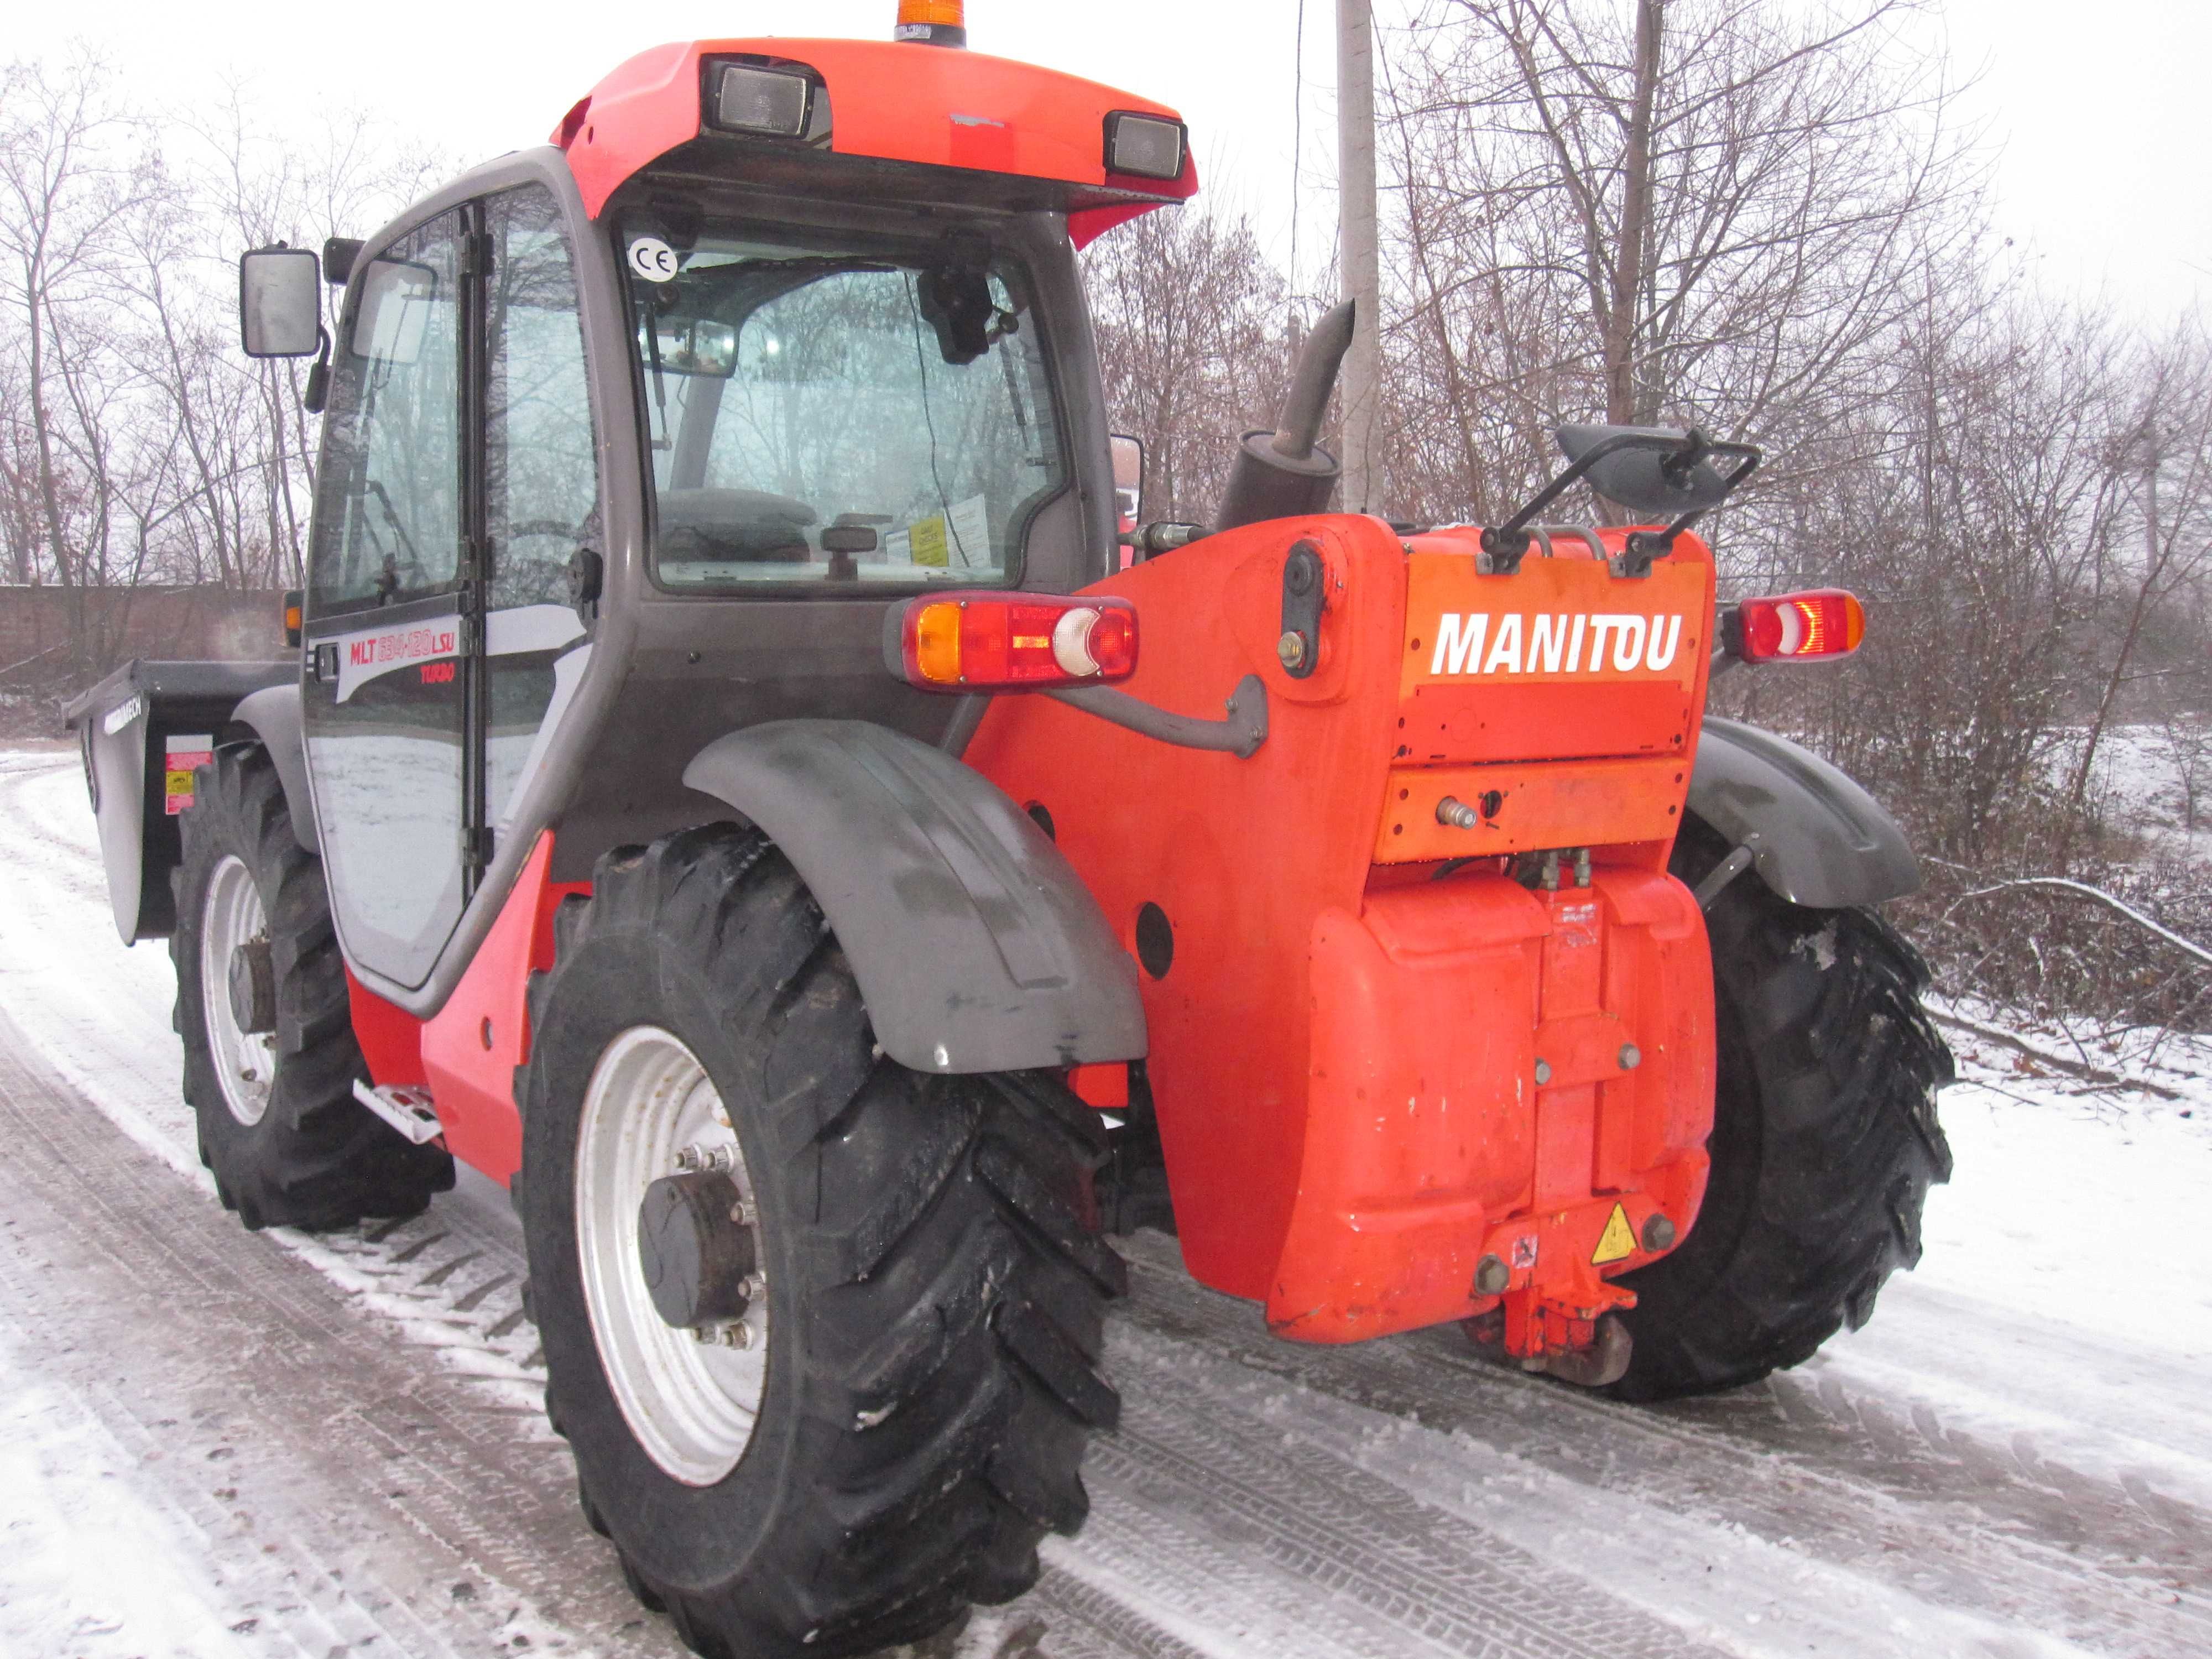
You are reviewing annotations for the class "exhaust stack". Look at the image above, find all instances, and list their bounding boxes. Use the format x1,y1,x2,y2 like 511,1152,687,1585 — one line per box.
1215,300,1356,533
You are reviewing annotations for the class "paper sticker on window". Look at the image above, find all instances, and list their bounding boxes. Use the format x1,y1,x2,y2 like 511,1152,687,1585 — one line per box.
165,734,214,816
946,495,991,570
910,516,949,568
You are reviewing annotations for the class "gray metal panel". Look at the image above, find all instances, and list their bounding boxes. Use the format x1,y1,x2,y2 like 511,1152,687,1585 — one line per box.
682,721,1146,1076
1689,717,1921,909
232,684,317,854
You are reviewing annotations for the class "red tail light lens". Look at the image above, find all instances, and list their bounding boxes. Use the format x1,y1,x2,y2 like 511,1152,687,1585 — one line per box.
899,593,1139,691
1736,589,1865,663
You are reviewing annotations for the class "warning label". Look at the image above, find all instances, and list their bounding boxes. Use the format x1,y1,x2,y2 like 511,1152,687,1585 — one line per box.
164,733,213,816
1592,1203,1637,1265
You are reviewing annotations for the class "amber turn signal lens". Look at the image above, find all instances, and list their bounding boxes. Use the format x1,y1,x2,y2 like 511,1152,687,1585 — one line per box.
898,593,1139,692
898,0,964,23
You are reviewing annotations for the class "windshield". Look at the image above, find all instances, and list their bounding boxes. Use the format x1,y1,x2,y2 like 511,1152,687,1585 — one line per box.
620,220,1066,589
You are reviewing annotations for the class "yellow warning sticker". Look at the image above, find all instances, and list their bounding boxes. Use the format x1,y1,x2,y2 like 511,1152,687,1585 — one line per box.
1592,1203,1637,1265
910,515,950,568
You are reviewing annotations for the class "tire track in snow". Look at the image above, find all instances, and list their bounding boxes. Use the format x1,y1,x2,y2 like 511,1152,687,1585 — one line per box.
6,749,2206,1659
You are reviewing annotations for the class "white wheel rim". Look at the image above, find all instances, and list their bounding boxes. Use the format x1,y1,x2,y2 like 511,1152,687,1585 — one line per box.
575,1026,768,1486
201,854,276,1128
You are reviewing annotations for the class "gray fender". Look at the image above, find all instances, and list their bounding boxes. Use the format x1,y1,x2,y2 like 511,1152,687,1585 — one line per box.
682,721,1146,1076
1688,717,1920,909
232,684,320,855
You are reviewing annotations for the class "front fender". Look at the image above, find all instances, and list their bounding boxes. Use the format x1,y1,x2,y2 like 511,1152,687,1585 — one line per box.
682,720,1146,1076
1689,717,1919,909
232,684,319,855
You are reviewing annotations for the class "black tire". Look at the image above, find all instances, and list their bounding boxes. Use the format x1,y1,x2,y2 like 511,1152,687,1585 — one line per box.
1605,821,1955,1402
173,742,454,1231
519,825,1124,1659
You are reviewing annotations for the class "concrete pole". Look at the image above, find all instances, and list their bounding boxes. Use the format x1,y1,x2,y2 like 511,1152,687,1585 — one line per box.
1338,0,1382,516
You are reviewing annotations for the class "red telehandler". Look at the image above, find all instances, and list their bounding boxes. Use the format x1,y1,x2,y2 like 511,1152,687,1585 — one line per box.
66,5,1950,1653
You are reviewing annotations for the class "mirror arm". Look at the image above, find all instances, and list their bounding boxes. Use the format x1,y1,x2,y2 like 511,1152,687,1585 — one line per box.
1618,448,1764,577
302,326,333,415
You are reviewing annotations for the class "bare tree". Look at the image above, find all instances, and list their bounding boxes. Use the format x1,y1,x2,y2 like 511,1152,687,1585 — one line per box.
1083,205,1293,525
1383,0,1983,523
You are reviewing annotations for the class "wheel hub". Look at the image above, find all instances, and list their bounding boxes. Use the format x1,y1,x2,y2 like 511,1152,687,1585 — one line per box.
637,1171,758,1331
227,937,276,1034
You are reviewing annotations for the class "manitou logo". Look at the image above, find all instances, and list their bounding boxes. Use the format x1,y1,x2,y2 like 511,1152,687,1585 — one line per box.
1428,612,1686,678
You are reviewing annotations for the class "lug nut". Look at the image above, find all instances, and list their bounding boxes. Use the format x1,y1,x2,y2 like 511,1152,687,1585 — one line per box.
1642,1213,1677,1253
675,1144,735,1175
1474,1254,1511,1296
728,1198,753,1228
1276,630,1310,670
1437,796,1481,830
1619,1043,1642,1072
1533,1059,1553,1086
696,1319,754,1350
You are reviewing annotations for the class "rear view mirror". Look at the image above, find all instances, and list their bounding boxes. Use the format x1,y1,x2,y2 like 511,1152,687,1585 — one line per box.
238,247,322,359
1110,434,1145,523
1556,424,1736,517
642,315,739,379
352,256,440,366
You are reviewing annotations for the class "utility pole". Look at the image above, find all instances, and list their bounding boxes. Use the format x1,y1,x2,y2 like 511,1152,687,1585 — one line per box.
1338,0,1381,516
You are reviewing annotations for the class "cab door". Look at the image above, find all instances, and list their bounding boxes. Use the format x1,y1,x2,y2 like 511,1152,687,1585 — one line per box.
302,208,471,990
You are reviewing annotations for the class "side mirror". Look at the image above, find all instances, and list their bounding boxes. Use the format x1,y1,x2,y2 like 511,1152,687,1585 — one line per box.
1556,424,1736,517
1110,434,1145,525
238,247,323,359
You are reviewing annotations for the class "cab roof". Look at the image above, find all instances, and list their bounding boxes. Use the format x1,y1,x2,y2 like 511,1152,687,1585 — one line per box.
554,37,1200,245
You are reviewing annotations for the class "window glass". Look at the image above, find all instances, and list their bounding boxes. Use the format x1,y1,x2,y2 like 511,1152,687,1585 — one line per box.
310,212,465,614
484,186,597,831
487,189,598,610
623,225,1065,589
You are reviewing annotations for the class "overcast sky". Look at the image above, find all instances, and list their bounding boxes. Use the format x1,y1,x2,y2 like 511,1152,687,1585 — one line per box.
16,1,2208,322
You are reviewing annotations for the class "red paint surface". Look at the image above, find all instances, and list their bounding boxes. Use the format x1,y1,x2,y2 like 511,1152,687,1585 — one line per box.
969,519,1721,1343
418,836,590,1187
347,970,426,1088
554,38,1198,231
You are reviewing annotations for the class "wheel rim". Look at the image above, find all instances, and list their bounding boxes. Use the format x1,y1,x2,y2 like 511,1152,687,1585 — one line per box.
201,854,276,1128
576,1026,768,1486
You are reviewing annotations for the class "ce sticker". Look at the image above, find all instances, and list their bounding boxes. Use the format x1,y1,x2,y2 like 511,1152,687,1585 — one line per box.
627,237,680,284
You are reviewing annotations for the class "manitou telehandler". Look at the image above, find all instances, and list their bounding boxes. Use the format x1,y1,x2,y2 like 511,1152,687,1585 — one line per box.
65,5,1952,1653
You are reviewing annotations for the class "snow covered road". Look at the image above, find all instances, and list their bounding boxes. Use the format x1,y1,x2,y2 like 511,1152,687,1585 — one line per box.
1,744,2205,1659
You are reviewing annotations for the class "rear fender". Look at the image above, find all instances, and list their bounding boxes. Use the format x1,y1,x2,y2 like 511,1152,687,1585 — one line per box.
682,721,1145,1076
1688,717,1919,908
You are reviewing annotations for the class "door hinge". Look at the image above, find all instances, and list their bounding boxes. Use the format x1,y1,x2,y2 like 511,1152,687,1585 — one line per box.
461,231,494,279
462,826,495,869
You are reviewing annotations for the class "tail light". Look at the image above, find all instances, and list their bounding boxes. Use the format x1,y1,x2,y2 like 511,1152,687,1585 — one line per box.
896,593,1139,691
1734,589,1865,663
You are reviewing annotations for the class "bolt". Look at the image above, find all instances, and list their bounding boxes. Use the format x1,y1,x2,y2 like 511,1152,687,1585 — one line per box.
1574,847,1593,889
1436,796,1481,830
729,1198,753,1228
1619,1043,1642,1072
738,1272,765,1302
1642,1213,1677,1253
1533,1059,1553,1086
1276,630,1310,670
675,1144,734,1175
695,1320,753,1350
1474,1254,1511,1296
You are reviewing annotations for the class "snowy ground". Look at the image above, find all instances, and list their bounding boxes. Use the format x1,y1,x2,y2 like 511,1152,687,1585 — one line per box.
1,742,2207,1659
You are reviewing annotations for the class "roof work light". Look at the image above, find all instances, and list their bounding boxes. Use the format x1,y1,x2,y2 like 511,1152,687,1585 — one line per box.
1106,113,1190,181
896,1,968,48
706,61,817,138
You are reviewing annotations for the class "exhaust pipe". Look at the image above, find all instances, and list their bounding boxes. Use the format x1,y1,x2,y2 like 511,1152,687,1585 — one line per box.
1215,300,1356,534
